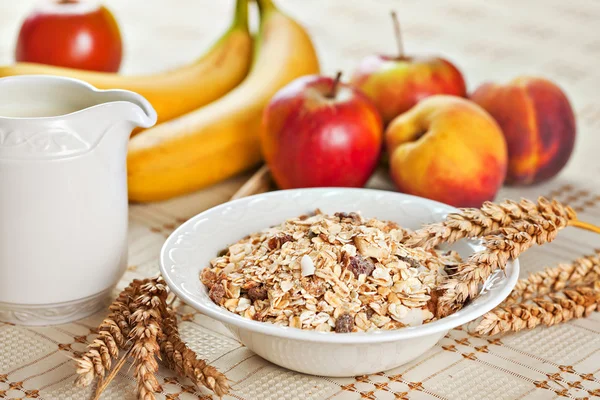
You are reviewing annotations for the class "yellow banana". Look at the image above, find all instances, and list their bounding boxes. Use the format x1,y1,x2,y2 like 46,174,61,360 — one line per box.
0,0,253,125
127,0,320,202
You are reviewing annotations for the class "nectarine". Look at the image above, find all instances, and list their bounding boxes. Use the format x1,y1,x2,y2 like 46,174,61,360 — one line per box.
386,96,507,208
471,77,576,185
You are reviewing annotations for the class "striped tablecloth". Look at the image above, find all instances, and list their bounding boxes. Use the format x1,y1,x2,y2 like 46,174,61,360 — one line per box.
1,0,599,398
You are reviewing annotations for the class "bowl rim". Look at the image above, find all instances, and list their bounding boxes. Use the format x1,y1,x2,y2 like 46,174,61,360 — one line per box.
160,188,520,344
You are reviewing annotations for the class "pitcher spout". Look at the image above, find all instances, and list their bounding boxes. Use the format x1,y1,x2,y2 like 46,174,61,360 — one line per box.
79,86,158,154
95,88,158,129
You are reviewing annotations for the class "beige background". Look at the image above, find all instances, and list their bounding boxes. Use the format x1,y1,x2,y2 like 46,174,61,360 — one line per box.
1,0,600,399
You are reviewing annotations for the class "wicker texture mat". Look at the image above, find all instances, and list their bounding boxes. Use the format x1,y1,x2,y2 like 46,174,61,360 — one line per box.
1,0,599,398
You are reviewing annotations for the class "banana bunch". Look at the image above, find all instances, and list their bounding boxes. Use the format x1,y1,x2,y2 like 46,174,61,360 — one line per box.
128,0,319,201
0,0,320,202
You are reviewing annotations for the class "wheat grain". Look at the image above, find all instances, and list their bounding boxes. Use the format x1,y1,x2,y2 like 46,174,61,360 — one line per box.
437,198,576,316
159,313,230,396
74,279,143,387
476,284,600,335
128,278,168,400
505,252,600,304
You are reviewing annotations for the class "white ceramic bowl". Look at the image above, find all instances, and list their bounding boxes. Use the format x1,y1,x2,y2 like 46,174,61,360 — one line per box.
160,188,519,377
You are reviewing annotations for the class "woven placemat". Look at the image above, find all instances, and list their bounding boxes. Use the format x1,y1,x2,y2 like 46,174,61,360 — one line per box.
1,0,600,398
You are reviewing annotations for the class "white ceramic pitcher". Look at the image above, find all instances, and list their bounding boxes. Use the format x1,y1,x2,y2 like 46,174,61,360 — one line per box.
0,75,157,325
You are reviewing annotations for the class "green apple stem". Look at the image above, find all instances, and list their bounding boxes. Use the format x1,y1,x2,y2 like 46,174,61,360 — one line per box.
327,71,343,98
569,219,600,235
391,11,404,58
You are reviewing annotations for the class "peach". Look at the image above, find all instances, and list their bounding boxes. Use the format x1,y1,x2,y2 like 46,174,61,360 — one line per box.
386,95,507,208
470,77,576,185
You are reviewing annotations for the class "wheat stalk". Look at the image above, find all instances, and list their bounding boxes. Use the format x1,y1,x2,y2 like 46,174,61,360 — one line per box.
475,282,600,335
436,198,577,316
406,198,528,249
505,251,600,305
75,279,143,387
406,197,576,250
75,276,230,399
159,313,230,396
128,278,168,400
436,228,529,316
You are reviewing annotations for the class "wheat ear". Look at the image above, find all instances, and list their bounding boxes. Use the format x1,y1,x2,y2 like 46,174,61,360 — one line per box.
406,198,535,249
75,279,143,387
437,198,576,316
476,283,600,335
128,278,168,400
159,313,230,396
505,251,600,305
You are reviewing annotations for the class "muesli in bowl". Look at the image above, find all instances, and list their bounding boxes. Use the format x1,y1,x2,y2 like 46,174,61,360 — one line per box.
201,210,463,333
160,188,518,376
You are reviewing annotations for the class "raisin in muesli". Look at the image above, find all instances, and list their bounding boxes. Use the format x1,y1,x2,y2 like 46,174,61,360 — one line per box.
345,254,375,278
267,234,294,250
247,285,268,301
209,283,226,305
201,269,218,289
335,313,355,333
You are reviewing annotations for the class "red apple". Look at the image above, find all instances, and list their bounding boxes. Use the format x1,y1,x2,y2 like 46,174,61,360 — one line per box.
16,0,123,72
261,73,383,189
350,12,466,125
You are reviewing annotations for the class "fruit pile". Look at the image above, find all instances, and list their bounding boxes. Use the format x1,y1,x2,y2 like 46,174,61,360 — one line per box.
0,1,576,207
261,12,576,208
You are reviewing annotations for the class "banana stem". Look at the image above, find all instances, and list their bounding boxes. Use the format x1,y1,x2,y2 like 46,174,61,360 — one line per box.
256,0,276,14
232,0,249,31
569,219,600,234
